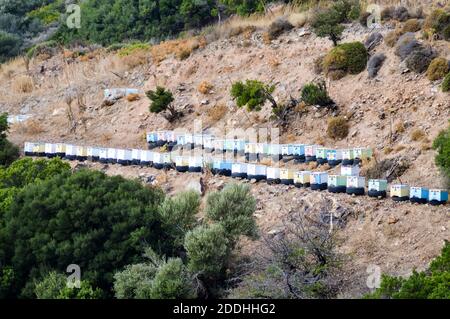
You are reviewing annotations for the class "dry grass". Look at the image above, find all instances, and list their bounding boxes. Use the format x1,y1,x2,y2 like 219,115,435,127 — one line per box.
151,37,204,63
0,57,27,80
268,56,281,68
315,136,326,145
198,81,214,94
327,116,349,140
395,122,405,133
207,104,228,123
121,50,149,69
394,144,407,152
421,142,432,151
99,132,113,144
13,119,45,135
410,129,426,141
126,94,140,102
384,146,393,155
12,75,34,93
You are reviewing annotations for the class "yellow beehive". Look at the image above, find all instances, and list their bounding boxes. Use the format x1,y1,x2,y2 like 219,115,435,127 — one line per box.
280,169,295,180
77,146,88,157
390,185,410,198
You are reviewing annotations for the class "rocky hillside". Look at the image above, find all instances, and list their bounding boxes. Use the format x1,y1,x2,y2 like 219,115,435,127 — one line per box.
1,3,449,297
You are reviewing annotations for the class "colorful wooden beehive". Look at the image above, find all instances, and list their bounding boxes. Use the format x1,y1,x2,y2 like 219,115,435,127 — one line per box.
224,139,235,152
346,176,366,195
311,172,328,190
184,133,195,149
428,189,449,205
99,148,109,163
280,168,295,185
140,150,153,166
55,143,66,158
175,156,189,172
232,163,248,179
194,134,204,147
247,164,267,181
166,131,178,144
65,144,77,160
33,142,46,157
162,153,172,169
24,142,34,156
213,139,225,153
203,135,215,152
87,147,100,162
176,133,187,146
327,149,343,167
368,179,388,198
341,165,360,176
212,160,232,176
267,167,281,184
131,149,141,165
342,149,355,166
315,147,329,165
390,184,410,201
117,149,132,165
256,143,270,158
281,144,294,157
44,143,57,158
245,143,258,161
269,144,282,161
409,187,429,204
147,132,158,148
305,145,318,162
189,156,204,173
328,175,347,193
76,146,88,161
156,130,169,147
294,171,311,188
233,140,246,155
107,148,118,164
353,147,373,163
292,144,306,162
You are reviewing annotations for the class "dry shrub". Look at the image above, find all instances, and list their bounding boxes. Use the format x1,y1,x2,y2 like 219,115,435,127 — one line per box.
151,37,202,63
198,81,213,94
421,142,432,151
14,119,45,135
267,17,293,41
263,32,272,45
402,19,422,33
315,136,325,146
12,75,34,93
394,144,406,152
313,55,324,74
294,101,308,114
410,129,425,141
100,132,113,144
288,12,308,28
327,116,349,140
126,94,140,102
268,57,280,68
426,57,449,81
395,122,405,133
207,104,227,123
384,146,393,155
0,57,26,79
385,29,402,47
185,64,199,77
363,157,410,182
121,50,148,69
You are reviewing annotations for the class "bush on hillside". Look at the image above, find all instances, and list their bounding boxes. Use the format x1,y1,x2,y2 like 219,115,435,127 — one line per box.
366,241,450,299
368,53,386,78
405,46,437,73
311,8,345,46
442,73,450,92
402,19,422,33
34,272,102,299
381,6,395,21
427,57,449,81
423,9,450,40
364,32,383,51
231,80,276,111
0,113,19,167
266,17,293,41
146,87,181,121
0,31,22,63
327,116,349,140
384,30,402,47
301,81,333,107
323,42,368,79
394,33,421,60
393,6,410,22
0,169,166,298
26,40,58,59
433,123,450,180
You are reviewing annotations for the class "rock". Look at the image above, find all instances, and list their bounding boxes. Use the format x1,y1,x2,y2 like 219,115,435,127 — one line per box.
201,99,209,105
250,179,257,184
388,216,399,224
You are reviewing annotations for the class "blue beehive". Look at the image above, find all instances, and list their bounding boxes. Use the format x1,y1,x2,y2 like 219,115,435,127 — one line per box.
311,172,328,191
247,164,267,181
212,160,232,176
233,140,246,155
232,163,248,179
327,149,343,167
428,189,449,206
292,144,306,163
269,144,282,161
368,179,388,198
147,132,158,149
410,187,429,204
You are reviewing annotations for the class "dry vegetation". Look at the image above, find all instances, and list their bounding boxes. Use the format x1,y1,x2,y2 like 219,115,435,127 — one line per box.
150,37,206,63
12,75,34,93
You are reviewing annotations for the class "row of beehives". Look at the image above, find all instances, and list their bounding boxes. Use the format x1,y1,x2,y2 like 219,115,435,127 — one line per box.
24,142,449,206
146,131,373,167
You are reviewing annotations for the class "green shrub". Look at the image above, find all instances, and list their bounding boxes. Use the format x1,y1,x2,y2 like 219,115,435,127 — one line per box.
405,46,437,73
35,272,102,299
366,241,450,299
0,169,165,298
206,183,257,244
146,87,180,121
433,123,450,180
150,258,196,299
26,40,58,59
327,116,349,140
117,42,150,57
0,31,22,63
0,113,19,167
301,81,333,106
323,42,368,78
311,8,345,46
27,1,64,25
185,224,230,277
231,80,276,111
442,72,450,92
424,9,450,40
427,57,449,81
